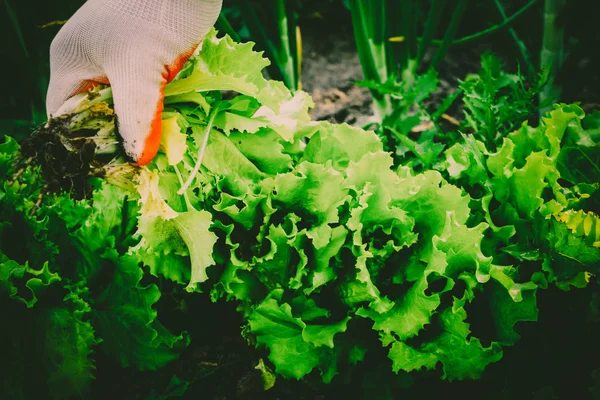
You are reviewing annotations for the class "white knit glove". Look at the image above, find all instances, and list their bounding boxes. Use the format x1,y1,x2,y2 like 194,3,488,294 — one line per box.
46,0,223,165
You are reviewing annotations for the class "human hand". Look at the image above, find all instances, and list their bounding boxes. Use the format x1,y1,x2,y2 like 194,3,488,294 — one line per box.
46,0,223,165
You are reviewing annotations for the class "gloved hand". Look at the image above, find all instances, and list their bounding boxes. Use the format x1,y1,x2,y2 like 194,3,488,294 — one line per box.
46,0,223,165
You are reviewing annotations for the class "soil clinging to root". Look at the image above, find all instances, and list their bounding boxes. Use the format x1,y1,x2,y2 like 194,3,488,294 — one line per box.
19,104,117,199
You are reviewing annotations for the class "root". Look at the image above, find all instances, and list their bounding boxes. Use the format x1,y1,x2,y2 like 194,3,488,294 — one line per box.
19,104,118,200
29,185,49,217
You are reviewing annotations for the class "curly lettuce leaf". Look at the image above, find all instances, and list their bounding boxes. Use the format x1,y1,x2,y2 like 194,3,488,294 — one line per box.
248,290,348,380
93,251,189,370
0,255,60,308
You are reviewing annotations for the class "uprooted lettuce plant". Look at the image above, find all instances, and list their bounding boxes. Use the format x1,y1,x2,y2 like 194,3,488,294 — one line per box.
1,29,599,399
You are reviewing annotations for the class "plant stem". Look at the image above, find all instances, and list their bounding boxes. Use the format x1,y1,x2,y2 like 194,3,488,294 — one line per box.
178,106,219,195
296,25,303,91
385,0,402,75
431,0,468,67
400,0,415,69
493,0,534,76
237,2,281,71
416,0,447,66
410,0,420,61
539,0,565,113
174,164,194,211
428,0,539,46
274,0,298,91
349,0,392,119
235,0,299,90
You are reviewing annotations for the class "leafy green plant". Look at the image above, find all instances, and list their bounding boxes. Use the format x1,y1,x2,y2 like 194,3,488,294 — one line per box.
220,0,302,91
357,67,447,171
347,0,541,120
459,53,549,148
1,30,598,399
357,52,551,176
345,0,553,180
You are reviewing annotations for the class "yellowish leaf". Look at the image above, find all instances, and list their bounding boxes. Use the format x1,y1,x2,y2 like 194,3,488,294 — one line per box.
160,116,187,165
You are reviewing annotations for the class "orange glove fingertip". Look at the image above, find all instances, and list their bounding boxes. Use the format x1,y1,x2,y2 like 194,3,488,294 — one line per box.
133,83,166,166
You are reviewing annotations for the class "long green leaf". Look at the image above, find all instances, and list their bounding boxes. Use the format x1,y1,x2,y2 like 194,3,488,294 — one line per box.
417,0,447,66
349,0,392,118
493,0,534,76
431,0,468,67
429,0,540,46
235,0,299,90
539,0,565,112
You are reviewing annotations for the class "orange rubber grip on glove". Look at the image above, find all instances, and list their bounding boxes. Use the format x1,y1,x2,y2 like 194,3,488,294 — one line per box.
136,46,198,165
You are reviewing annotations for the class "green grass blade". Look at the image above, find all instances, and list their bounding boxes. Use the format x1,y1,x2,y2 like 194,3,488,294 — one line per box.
349,0,389,83
274,0,298,91
430,0,539,46
234,0,299,91
539,0,565,112
399,0,415,70
493,0,534,76
385,0,402,74
349,0,392,118
295,25,302,90
417,0,447,66
431,0,468,67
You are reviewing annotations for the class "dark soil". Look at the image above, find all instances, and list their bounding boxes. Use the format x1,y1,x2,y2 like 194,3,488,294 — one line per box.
300,16,374,127
19,108,116,199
